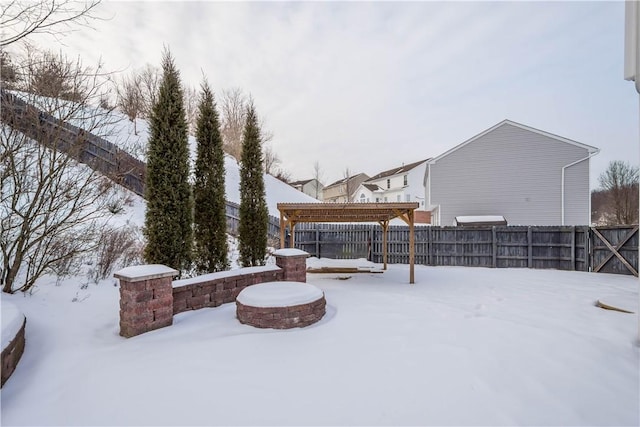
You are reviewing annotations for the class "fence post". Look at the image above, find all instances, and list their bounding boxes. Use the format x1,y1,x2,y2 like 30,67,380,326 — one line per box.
527,227,532,268
316,223,320,258
588,227,593,272
571,226,576,270
492,226,497,268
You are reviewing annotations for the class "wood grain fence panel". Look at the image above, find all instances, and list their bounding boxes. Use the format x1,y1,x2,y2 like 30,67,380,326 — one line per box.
590,226,639,276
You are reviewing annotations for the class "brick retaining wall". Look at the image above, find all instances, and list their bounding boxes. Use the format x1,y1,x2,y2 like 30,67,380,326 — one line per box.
172,266,283,315
115,250,310,338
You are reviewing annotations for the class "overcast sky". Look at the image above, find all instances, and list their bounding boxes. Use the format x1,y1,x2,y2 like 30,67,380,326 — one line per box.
30,1,638,188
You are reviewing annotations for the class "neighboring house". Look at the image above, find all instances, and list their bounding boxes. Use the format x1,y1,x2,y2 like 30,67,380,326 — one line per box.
323,173,370,203
424,120,599,226
357,159,429,207
289,178,324,200
354,183,383,203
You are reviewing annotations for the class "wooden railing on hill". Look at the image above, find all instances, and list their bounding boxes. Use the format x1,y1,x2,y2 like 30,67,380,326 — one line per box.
1,90,147,196
0,90,282,238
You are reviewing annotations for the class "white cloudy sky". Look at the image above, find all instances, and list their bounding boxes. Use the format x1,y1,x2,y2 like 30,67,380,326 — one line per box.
26,0,639,187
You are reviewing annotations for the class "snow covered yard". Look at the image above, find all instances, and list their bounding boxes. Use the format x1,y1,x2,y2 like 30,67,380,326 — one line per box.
1,265,638,426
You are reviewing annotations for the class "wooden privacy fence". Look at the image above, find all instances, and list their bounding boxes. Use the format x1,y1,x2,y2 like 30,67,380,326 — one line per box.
5,91,637,276
291,223,638,276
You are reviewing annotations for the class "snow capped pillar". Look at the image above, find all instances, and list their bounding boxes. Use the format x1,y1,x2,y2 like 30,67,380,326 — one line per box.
273,249,309,282
114,265,177,338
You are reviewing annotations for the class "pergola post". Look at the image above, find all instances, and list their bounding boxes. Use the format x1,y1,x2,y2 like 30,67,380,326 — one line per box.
279,214,286,249
409,210,415,284
290,222,296,248
381,220,389,270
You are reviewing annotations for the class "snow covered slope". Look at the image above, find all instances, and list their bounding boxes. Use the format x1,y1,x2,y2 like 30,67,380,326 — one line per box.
105,112,319,217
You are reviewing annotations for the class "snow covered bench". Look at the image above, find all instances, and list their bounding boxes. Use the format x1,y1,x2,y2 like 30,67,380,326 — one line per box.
236,281,326,329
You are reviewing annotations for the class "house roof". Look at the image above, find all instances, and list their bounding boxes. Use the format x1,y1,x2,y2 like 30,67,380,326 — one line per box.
429,119,599,164
325,172,369,189
362,183,381,192
289,179,314,186
366,159,429,182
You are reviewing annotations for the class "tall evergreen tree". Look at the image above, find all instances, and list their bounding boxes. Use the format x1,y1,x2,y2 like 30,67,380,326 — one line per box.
238,101,268,267
143,49,193,274
193,80,229,273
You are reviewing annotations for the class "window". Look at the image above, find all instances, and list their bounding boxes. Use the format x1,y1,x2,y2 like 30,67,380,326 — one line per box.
405,194,410,202
376,197,380,202
386,179,390,189
403,175,408,186
384,196,388,202
397,195,401,202
359,193,365,203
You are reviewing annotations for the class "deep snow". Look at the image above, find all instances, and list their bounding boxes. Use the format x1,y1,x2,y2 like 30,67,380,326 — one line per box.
1,265,638,426
2,95,638,426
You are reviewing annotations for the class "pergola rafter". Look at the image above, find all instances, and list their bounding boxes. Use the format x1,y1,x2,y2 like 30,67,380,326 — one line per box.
277,202,419,284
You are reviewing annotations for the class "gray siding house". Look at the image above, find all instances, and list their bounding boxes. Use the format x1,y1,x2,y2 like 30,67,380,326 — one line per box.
424,120,599,226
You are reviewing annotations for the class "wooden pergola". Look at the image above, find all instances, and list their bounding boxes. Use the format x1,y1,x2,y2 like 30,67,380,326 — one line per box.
277,202,419,284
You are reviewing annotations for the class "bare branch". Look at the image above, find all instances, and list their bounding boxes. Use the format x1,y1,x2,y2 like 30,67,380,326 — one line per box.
1,0,104,47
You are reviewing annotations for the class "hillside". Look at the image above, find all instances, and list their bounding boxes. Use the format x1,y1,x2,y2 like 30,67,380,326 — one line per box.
102,110,319,217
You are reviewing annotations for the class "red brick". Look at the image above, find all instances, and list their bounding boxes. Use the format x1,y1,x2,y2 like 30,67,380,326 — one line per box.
173,298,187,314
148,295,172,311
188,295,206,309
154,286,173,298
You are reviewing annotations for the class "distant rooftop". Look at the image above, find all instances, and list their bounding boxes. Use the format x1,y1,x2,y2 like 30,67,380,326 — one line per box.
367,159,430,181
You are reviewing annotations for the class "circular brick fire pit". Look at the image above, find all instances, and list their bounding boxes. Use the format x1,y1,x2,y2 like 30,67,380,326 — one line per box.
236,281,326,329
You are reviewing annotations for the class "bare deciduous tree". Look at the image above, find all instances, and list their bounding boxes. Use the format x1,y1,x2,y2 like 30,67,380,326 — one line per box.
312,160,324,199
183,84,198,136
138,63,160,118
343,167,356,202
0,50,19,89
24,48,89,102
263,142,280,175
0,0,103,47
598,160,639,225
218,87,274,161
116,71,142,134
219,87,247,161
1,48,126,293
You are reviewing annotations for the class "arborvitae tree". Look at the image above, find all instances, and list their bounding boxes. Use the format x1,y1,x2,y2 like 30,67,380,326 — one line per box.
143,49,193,274
238,101,268,267
193,80,228,273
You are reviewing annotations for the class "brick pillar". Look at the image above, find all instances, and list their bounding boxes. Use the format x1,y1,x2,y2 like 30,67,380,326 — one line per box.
114,265,177,338
274,249,309,282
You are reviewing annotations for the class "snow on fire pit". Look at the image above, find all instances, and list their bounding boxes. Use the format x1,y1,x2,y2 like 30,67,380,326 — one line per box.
236,281,326,329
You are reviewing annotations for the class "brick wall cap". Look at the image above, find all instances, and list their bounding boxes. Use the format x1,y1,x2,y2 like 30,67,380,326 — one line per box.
173,265,281,288
114,265,178,282
1,300,25,351
273,249,309,258
237,281,323,308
